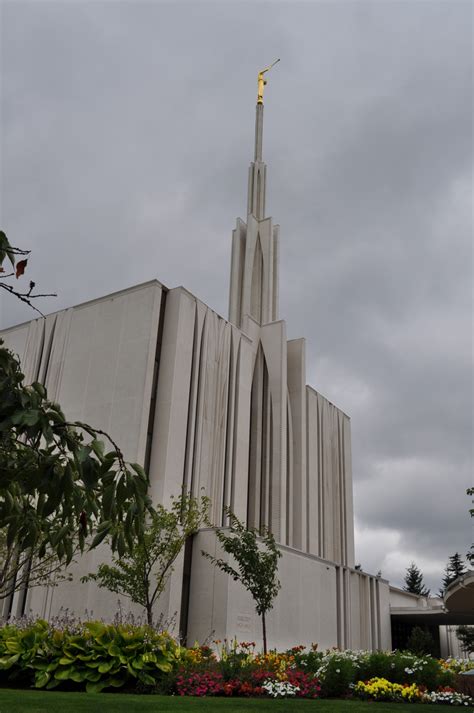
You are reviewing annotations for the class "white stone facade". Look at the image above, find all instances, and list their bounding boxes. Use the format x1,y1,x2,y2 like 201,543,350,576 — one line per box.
0,102,393,651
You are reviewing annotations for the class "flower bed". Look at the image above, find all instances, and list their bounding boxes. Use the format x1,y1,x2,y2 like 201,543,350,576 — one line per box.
169,641,321,698
1,619,473,704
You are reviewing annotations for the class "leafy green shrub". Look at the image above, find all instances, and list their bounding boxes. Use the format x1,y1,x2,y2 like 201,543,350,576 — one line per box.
211,640,264,683
394,652,452,690
314,649,454,697
401,655,453,690
317,654,355,697
406,626,436,656
218,650,254,682
355,651,391,681
284,644,323,673
0,620,178,693
354,650,453,690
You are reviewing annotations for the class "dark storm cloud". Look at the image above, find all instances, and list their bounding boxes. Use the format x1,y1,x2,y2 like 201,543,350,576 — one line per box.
1,1,472,593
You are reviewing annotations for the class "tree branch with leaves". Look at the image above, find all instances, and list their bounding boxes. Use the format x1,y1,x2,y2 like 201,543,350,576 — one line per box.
0,340,152,602
0,231,56,317
0,527,76,604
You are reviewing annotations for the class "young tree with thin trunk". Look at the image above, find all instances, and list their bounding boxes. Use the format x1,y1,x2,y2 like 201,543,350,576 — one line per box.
82,492,209,627
201,509,281,654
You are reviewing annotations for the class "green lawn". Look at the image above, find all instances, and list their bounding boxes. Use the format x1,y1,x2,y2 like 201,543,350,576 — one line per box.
0,689,457,713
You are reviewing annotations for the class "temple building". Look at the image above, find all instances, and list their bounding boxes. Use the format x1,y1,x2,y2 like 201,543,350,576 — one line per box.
1,75,471,654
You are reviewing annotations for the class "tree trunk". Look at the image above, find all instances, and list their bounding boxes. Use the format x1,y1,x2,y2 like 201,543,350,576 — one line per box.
262,611,267,655
146,604,153,627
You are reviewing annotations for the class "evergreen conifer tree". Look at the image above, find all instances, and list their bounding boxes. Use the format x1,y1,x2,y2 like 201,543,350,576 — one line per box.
456,625,474,655
467,487,473,565
406,626,436,656
439,552,467,597
403,562,430,596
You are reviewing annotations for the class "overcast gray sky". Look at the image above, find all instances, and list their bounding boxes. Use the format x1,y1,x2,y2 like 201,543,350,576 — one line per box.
1,0,472,593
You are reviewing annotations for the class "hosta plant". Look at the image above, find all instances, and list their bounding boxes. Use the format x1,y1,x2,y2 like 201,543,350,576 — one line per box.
0,619,177,693
0,619,60,684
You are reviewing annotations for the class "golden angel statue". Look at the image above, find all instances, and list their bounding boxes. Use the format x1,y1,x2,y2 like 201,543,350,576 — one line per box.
257,59,280,104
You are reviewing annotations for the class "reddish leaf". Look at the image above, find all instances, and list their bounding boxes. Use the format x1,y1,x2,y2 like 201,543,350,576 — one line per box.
79,510,88,533
16,259,27,278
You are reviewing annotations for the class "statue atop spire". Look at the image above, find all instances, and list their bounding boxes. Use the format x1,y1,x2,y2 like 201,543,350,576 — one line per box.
250,60,278,213
229,63,281,329
257,59,280,104
254,60,279,164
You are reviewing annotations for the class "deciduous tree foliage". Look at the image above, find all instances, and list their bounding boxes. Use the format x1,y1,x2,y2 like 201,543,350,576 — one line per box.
0,230,154,602
0,525,75,604
201,509,281,654
0,340,151,600
82,492,209,627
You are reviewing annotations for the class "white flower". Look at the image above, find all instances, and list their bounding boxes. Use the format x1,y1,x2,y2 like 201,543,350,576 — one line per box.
422,689,474,707
262,678,300,699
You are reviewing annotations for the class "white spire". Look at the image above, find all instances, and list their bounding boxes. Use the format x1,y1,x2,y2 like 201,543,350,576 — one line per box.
229,95,280,329
247,103,266,220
